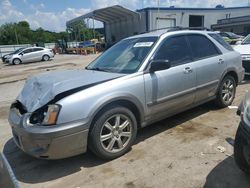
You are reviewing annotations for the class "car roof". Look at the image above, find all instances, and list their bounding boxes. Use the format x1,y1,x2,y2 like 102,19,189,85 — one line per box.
22,47,45,50
126,29,216,39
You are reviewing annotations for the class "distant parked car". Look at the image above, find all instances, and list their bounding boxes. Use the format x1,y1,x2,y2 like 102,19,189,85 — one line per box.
219,32,244,44
4,47,54,65
0,153,19,188
234,34,250,75
235,92,250,174
1,48,25,63
9,29,244,160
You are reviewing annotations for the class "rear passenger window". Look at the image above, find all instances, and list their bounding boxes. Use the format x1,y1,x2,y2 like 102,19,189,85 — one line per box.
208,33,234,51
33,48,43,52
154,35,192,66
187,35,220,60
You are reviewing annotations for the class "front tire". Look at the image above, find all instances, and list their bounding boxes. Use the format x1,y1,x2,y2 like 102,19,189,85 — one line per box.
89,106,137,160
215,75,236,108
234,125,250,174
12,58,21,65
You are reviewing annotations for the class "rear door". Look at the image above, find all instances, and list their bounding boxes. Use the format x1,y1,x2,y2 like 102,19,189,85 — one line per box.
186,34,226,103
144,35,196,121
32,48,44,61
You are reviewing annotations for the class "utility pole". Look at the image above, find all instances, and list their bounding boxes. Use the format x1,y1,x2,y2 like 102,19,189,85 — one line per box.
157,0,160,29
14,24,19,44
92,17,95,39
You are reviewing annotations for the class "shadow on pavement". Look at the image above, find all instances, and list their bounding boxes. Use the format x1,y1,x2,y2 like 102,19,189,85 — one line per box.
239,75,250,85
204,156,250,188
3,138,107,184
3,102,216,184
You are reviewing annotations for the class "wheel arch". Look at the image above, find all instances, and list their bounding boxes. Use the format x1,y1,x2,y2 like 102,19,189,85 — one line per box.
89,97,144,131
42,54,50,60
12,58,22,64
221,68,239,86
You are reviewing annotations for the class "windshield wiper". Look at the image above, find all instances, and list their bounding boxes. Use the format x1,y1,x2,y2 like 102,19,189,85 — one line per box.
85,67,111,72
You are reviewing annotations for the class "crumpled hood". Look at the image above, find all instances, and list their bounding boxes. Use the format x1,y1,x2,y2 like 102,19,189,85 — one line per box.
233,44,250,54
17,69,123,112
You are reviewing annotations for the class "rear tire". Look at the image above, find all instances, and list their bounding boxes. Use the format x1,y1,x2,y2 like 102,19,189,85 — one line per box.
12,58,21,65
89,106,137,160
215,75,236,108
42,55,50,61
234,125,250,174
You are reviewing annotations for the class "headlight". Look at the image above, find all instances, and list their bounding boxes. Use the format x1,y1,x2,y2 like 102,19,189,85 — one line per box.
29,104,60,125
42,105,60,125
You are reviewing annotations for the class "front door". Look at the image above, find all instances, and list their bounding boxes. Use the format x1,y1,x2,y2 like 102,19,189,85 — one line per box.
144,35,196,121
21,48,34,63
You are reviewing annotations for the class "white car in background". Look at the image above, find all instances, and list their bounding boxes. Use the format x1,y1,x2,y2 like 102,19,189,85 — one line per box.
4,47,55,65
234,34,250,75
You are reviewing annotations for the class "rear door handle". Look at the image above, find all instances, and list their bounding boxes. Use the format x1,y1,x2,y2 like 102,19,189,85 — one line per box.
183,67,193,74
218,59,224,64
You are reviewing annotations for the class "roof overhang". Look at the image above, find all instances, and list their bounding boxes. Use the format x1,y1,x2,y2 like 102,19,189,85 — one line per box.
66,5,140,27
212,16,250,29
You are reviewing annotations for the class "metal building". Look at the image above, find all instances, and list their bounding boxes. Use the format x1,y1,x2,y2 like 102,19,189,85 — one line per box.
67,5,250,46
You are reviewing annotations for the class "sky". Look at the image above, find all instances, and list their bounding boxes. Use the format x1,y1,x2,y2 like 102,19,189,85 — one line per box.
0,0,250,32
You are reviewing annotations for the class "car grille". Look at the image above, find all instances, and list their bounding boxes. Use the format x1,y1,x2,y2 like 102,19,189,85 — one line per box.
242,60,250,73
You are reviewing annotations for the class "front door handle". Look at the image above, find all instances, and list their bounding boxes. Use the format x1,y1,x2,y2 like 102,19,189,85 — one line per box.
184,67,193,74
218,59,224,64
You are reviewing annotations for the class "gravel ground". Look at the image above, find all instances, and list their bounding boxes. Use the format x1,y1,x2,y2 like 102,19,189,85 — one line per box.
0,54,250,188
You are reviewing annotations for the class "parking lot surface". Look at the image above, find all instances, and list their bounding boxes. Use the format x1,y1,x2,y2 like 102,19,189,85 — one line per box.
0,55,250,188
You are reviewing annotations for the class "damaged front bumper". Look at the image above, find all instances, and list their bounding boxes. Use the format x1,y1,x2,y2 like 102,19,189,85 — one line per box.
8,107,90,159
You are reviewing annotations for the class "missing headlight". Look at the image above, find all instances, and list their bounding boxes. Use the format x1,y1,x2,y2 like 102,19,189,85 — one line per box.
29,106,48,124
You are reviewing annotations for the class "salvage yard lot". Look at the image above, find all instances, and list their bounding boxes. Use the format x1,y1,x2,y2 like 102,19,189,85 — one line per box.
0,54,250,188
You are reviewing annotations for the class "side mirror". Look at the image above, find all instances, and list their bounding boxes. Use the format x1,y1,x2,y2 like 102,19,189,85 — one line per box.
18,53,23,56
149,60,171,72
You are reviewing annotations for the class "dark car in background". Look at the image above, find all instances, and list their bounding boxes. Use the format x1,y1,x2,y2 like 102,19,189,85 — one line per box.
1,48,24,63
235,92,250,174
219,32,244,44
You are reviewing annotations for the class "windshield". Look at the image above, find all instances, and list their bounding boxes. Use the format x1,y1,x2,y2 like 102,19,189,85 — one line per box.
13,48,24,54
86,37,158,74
242,35,250,45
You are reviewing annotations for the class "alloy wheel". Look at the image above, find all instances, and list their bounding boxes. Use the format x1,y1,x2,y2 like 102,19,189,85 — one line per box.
100,114,132,153
221,79,235,103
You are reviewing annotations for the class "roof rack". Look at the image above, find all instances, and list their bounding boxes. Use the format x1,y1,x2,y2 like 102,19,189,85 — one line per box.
144,26,211,34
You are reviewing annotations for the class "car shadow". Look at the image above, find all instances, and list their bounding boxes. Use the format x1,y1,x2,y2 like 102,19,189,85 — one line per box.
204,156,250,188
3,59,53,66
240,75,250,85
3,102,217,184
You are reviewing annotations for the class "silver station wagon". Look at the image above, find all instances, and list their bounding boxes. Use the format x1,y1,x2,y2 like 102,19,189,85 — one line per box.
9,29,244,160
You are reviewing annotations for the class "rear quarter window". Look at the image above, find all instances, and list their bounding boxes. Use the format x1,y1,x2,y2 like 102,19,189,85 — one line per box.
208,33,234,51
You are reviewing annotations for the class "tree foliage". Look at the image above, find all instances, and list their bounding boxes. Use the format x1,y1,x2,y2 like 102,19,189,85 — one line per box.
0,20,100,45
67,20,101,41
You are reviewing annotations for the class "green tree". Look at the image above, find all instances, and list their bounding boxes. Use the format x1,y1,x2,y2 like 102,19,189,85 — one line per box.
0,20,100,45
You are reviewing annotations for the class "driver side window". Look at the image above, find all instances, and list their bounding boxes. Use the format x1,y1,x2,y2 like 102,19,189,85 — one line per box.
23,49,33,54
154,35,192,67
